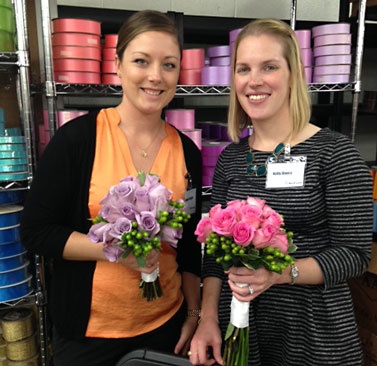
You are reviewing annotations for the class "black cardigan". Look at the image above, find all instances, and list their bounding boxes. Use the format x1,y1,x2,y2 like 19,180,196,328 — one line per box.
20,109,202,339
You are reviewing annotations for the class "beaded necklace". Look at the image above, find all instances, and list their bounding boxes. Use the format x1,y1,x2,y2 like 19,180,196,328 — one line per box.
246,142,285,176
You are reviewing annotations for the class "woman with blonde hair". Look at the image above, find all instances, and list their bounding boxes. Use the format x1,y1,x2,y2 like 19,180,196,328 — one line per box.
189,18,372,366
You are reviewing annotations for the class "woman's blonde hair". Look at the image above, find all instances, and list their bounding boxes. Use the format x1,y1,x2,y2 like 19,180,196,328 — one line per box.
228,18,311,142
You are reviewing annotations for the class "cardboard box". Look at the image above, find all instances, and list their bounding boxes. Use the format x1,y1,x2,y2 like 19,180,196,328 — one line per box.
349,272,377,335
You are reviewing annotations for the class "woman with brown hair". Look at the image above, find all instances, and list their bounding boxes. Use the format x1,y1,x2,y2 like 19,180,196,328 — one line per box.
21,10,202,366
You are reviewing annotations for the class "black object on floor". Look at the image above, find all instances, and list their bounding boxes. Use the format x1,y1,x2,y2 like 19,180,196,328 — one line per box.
115,349,192,366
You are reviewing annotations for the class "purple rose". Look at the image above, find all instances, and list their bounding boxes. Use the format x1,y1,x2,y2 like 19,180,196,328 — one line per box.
143,174,160,189
134,187,150,212
113,181,138,202
103,243,125,262
99,205,121,224
88,222,114,243
160,226,182,248
120,202,138,220
110,217,132,240
136,212,160,237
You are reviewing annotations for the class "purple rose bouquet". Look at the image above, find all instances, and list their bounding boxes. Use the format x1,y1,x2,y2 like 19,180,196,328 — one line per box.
195,197,296,366
88,172,190,301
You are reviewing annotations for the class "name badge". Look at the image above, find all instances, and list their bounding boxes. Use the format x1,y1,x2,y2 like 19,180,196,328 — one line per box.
184,188,196,215
266,156,307,189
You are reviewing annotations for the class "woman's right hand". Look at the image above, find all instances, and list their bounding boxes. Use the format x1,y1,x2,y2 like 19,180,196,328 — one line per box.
118,249,159,274
189,316,223,365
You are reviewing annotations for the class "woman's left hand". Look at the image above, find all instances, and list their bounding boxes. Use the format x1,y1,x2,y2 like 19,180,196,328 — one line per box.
174,316,199,356
227,265,280,302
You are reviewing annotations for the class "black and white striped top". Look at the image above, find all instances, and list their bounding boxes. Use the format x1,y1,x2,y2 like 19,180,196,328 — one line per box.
203,128,373,366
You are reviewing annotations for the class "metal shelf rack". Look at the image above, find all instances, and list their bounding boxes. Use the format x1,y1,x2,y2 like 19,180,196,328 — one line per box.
44,82,356,97
0,1,49,365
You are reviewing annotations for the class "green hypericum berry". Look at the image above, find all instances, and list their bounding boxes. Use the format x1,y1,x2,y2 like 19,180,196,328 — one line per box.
136,233,142,240
265,255,273,261
178,203,184,208
211,238,219,244
128,240,134,246
132,222,138,228
239,249,245,255
221,244,228,250
206,238,211,244
206,249,213,255
210,232,217,238
285,255,291,262
224,255,231,261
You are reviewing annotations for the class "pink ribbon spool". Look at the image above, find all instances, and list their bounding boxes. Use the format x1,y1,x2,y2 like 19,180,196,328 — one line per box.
202,166,215,176
102,74,121,85
53,59,100,73
181,49,205,70
210,56,231,66
179,69,202,85
313,44,351,57
52,18,101,35
202,155,219,167
314,54,352,66
229,28,242,43
300,48,312,67
201,66,231,85
304,67,312,83
201,141,229,156
313,33,352,48
52,46,101,61
104,34,118,48
102,48,116,61
51,33,100,48
312,74,350,84
101,60,117,74
312,23,350,38
313,64,351,76
207,45,230,58
54,71,101,84
164,109,195,130
57,110,88,127
181,129,202,150
295,30,311,49
202,175,213,187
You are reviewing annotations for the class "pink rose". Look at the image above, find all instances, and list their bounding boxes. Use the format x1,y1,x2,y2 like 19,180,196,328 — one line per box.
252,225,278,248
233,221,255,247
209,204,222,218
194,217,212,243
240,204,262,228
212,207,237,236
269,232,289,254
246,197,265,209
262,205,283,228
227,200,246,211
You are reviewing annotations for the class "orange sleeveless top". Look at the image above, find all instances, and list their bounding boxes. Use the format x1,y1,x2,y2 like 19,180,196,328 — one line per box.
86,108,187,338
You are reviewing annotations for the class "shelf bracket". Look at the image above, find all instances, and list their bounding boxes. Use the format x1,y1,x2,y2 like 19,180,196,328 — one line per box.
45,80,56,98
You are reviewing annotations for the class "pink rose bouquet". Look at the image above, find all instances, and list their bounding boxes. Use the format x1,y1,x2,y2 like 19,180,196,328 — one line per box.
195,197,296,366
88,172,190,301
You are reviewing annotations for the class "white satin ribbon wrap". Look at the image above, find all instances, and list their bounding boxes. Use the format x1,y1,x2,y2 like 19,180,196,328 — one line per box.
230,283,250,329
141,265,158,283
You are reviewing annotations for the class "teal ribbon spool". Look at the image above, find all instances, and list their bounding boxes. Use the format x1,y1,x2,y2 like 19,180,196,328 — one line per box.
0,165,27,173
0,137,24,144
0,171,28,181
0,159,27,166
0,144,26,152
0,151,27,159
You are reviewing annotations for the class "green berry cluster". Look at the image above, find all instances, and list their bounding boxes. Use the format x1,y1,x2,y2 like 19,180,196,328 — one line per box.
120,221,162,260
205,231,295,273
157,201,191,229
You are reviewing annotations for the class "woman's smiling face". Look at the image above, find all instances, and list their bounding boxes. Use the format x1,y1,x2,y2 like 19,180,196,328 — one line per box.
234,34,291,124
116,31,181,115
